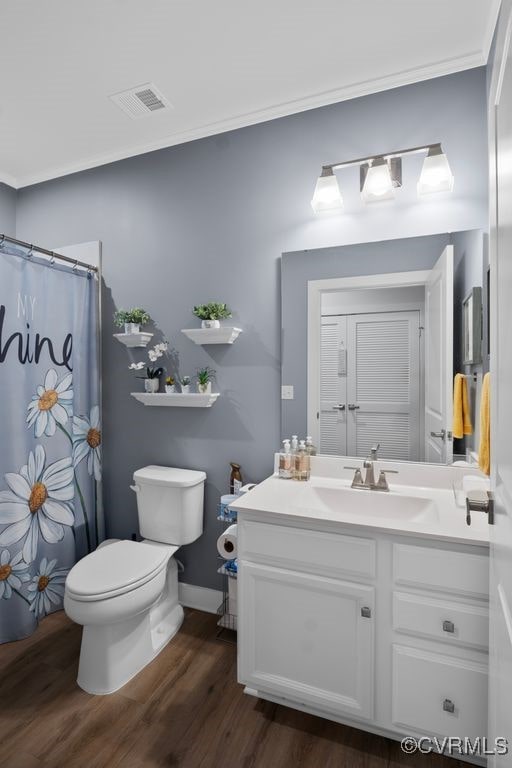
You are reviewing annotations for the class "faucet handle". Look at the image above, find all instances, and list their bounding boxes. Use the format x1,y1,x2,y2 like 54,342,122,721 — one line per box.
370,443,380,460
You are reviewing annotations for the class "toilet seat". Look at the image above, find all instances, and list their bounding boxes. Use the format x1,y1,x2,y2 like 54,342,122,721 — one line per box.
66,540,177,602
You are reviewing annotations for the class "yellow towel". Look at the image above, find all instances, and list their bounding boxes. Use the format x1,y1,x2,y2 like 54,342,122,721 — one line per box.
478,372,491,476
453,374,473,439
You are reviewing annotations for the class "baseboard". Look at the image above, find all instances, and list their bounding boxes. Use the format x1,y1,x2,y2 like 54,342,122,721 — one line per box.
178,582,222,614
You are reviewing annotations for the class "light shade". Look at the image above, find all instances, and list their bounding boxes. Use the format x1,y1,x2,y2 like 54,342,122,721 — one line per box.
311,168,343,213
417,145,454,195
361,157,394,202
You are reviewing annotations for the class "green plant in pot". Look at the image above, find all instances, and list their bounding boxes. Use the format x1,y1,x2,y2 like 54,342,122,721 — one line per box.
180,375,191,393
128,342,167,393
165,376,176,394
196,366,216,394
192,302,232,329
114,308,151,335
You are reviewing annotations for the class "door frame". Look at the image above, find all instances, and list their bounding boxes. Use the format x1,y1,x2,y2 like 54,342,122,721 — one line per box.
307,270,430,448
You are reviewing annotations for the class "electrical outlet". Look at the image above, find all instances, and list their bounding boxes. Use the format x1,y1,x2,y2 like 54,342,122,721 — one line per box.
281,385,294,400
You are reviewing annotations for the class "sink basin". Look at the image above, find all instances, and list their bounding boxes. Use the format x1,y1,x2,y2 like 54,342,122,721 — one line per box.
305,485,439,524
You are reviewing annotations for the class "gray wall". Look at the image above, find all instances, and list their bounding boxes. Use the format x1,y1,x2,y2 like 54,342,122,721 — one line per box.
281,233,451,439
0,183,16,236
14,68,488,591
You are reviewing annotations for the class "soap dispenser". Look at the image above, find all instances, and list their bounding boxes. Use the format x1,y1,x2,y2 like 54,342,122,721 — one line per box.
294,440,310,482
279,440,293,479
306,436,317,456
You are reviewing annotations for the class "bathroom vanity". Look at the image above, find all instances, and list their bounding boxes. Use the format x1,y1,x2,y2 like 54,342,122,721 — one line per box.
232,457,489,763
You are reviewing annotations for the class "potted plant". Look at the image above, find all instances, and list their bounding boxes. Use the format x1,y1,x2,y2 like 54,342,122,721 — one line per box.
196,366,216,394
165,376,176,394
180,375,191,394
114,308,151,335
192,302,232,330
129,342,167,393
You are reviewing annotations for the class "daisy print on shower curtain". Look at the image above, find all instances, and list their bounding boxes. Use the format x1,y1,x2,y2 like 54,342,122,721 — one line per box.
0,549,30,600
26,368,73,438
27,557,68,617
0,445,74,563
72,406,101,481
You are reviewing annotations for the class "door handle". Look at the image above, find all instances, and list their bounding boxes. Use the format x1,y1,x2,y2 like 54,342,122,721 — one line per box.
332,404,346,411
348,404,360,410
430,429,446,440
442,699,455,713
442,620,455,633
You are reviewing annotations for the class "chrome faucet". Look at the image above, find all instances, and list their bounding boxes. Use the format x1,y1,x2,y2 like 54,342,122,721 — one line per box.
344,444,398,491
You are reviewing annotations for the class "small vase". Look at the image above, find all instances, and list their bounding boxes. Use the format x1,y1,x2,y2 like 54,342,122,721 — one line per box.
201,319,220,329
125,323,141,335
197,382,212,394
144,378,159,393
181,384,190,394
165,384,176,393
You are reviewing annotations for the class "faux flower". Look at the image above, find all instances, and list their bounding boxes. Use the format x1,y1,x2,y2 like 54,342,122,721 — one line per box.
26,369,73,438
27,557,68,617
0,446,75,563
72,406,102,481
129,362,145,371
0,549,30,599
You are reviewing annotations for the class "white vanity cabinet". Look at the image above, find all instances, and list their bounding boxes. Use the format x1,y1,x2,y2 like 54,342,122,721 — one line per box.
237,513,489,761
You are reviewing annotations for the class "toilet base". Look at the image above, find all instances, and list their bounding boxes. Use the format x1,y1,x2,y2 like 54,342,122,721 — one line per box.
76,557,184,695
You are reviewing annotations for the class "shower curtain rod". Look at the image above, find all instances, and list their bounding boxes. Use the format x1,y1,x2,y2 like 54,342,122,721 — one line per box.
0,233,99,272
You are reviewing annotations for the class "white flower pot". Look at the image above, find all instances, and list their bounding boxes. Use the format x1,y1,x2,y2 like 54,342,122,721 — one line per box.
197,382,212,394
125,323,141,335
165,384,176,393
181,384,190,394
201,319,220,329
144,378,159,393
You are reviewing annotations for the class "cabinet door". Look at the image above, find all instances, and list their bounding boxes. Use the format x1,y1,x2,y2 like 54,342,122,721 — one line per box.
238,562,375,720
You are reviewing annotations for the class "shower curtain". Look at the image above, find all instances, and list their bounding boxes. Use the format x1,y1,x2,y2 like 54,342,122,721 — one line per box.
0,245,103,643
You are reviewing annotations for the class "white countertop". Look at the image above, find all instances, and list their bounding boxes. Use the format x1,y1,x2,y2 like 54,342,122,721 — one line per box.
231,469,490,547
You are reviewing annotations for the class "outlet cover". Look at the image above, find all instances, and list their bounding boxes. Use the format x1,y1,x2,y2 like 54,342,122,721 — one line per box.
281,385,294,400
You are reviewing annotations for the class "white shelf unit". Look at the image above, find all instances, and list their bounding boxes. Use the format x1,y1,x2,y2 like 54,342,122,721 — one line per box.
181,327,242,345
131,392,219,408
114,332,153,348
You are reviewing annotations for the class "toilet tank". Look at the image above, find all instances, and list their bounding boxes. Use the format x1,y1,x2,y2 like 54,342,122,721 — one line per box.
132,466,206,545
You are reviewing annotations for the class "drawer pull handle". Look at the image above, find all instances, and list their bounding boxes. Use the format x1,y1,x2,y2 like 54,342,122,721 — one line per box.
442,620,455,633
361,606,372,618
443,698,455,713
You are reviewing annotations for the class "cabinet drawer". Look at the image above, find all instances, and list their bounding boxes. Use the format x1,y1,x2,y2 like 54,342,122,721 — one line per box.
393,544,488,599
239,521,375,579
393,592,489,650
392,645,487,739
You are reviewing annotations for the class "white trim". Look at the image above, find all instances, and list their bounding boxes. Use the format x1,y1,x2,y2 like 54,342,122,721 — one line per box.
307,270,430,444
483,0,503,62
0,171,18,190
7,52,485,189
178,581,222,614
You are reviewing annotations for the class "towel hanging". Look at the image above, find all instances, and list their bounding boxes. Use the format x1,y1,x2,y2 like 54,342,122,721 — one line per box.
478,372,491,476
453,373,473,439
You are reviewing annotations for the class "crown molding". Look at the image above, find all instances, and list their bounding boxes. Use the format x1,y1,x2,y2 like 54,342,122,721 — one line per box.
482,0,503,60
0,171,19,190
8,49,486,189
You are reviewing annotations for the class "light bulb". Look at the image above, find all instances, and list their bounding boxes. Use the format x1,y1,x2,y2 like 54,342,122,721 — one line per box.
311,168,343,213
361,157,394,202
417,145,454,195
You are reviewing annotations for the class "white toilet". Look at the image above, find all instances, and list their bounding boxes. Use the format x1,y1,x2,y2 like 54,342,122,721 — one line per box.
64,465,206,695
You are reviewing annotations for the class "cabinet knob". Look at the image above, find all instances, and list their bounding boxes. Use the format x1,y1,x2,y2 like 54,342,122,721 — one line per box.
361,606,372,618
442,698,455,713
442,620,455,633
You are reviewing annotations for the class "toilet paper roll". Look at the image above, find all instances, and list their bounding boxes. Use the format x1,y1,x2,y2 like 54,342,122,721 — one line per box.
217,524,237,559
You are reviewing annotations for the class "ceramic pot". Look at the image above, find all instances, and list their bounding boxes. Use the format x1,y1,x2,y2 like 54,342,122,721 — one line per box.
197,382,212,394
144,378,159,393
201,319,220,329
165,384,176,393
181,384,190,394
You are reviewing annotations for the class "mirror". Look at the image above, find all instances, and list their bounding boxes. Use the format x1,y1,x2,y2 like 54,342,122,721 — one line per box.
281,230,489,464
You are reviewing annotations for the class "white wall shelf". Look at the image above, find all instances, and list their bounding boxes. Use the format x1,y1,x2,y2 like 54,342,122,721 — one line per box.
131,392,220,408
181,327,242,345
114,332,153,348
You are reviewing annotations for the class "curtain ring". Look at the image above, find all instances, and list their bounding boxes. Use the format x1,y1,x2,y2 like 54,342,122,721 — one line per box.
72,260,78,271
27,244,34,259
0,236,4,248
50,255,55,265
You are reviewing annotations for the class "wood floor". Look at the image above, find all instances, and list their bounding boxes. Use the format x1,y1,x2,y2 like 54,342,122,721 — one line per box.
0,609,469,768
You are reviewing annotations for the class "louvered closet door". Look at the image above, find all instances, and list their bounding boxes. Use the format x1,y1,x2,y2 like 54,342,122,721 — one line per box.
319,317,347,455
346,312,420,461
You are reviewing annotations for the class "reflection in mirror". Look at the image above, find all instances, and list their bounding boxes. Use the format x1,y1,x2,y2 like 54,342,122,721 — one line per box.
281,231,489,465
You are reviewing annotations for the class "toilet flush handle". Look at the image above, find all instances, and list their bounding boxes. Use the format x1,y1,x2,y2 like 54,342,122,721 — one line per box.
130,484,140,493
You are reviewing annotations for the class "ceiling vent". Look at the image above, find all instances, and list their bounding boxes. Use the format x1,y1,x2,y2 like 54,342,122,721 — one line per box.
109,83,172,119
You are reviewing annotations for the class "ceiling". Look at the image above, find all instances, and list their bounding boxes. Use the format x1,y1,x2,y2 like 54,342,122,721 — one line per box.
0,0,500,188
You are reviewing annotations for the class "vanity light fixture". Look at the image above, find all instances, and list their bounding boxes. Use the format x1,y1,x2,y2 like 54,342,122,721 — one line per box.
311,143,453,213
310,166,344,212
417,143,454,195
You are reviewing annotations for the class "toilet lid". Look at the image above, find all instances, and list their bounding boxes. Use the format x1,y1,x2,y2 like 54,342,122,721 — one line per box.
66,540,176,601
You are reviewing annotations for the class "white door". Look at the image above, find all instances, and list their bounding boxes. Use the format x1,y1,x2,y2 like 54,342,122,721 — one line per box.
489,5,512,763
238,562,375,720
346,312,420,461
319,317,347,455
425,246,454,464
